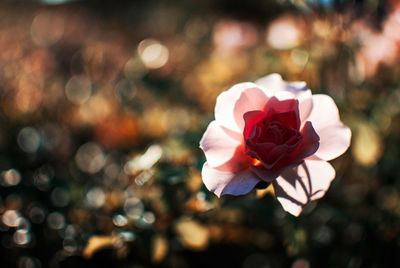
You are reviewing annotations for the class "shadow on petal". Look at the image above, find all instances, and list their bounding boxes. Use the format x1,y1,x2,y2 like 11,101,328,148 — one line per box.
272,160,336,216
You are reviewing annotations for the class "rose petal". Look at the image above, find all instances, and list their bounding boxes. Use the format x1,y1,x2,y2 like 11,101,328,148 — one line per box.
273,160,336,216
292,121,320,160
250,121,318,172
262,145,289,168
255,73,285,93
261,78,313,122
201,162,260,197
287,85,314,126
248,143,286,169
250,165,281,182
243,110,265,139
306,94,351,160
255,74,312,103
245,141,275,156
307,94,342,130
264,97,299,114
215,82,264,133
287,81,307,91
313,125,352,161
300,160,336,201
234,87,270,131
299,96,313,124
263,97,300,128
266,110,299,130
200,121,250,172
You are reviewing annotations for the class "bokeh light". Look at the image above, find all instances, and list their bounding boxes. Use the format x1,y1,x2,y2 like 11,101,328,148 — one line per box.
51,188,70,207
65,75,92,105
266,15,304,50
28,206,46,224
17,127,41,153
18,256,41,268
112,214,128,227
75,142,105,174
13,229,31,246
137,39,169,69
47,212,66,230
124,197,143,221
30,11,64,47
1,169,21,187
85,187,106,208
2,210,21,227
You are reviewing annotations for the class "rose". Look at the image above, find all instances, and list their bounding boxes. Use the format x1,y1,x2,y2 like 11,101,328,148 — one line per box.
199,74,351,216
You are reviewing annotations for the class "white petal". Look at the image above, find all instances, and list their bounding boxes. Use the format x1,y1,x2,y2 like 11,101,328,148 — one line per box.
233,86,270,131
200,121,249,172
299,96,313,124
273,160,336,216
307,94,351,160
215,82,263,133
314,125,352,161
255,73,285,92
307,94,342,130
201,163,260,197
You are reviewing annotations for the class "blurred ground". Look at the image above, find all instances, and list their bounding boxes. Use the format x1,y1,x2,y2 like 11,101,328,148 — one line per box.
0,0,400,267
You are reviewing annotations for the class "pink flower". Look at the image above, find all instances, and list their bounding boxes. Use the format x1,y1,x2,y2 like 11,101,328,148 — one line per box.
199,74,351,216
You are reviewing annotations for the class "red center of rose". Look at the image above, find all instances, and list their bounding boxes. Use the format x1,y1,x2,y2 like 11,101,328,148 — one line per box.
243,97,318,172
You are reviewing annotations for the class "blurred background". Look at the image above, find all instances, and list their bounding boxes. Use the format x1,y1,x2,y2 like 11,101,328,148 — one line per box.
0,0,399,267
